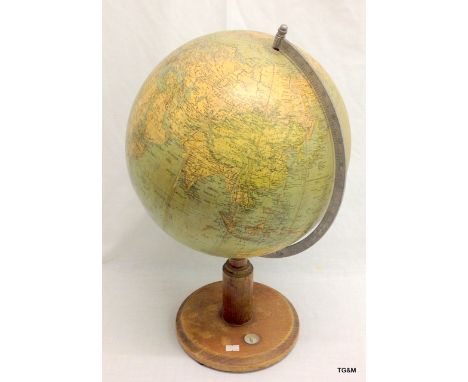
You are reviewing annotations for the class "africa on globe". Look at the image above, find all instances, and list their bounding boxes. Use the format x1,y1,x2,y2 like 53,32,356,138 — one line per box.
126,29,350,258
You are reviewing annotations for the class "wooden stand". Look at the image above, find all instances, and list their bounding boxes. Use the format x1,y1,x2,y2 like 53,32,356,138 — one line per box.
176,258,299,372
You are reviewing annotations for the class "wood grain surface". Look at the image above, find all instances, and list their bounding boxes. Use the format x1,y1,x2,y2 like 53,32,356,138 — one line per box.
176,278,299,372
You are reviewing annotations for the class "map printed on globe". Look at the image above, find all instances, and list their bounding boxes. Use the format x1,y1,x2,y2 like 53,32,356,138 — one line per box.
126,30,350,258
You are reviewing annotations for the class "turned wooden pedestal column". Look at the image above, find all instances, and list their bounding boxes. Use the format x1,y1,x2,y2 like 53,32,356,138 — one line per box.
222,258,253,325
176,258,299,372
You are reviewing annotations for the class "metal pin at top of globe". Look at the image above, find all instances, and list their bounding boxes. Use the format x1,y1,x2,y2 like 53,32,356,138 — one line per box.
272,24,288,50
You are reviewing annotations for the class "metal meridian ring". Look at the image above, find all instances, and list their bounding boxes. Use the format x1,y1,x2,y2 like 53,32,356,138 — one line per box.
262,33,347,258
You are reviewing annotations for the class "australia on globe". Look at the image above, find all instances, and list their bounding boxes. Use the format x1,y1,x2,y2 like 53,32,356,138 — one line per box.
126,30,350,258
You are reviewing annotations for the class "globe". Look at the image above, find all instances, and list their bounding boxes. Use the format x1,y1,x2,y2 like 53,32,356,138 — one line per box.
126,30,350,258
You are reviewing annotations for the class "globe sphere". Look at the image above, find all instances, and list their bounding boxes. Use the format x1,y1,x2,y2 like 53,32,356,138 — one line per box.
126,30,350,258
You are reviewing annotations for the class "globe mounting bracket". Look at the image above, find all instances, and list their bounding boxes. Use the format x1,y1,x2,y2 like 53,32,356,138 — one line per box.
263,24,348,258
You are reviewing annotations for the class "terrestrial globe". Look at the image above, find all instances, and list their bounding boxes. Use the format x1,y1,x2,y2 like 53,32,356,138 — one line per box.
126,26,350,372
126,29,350,259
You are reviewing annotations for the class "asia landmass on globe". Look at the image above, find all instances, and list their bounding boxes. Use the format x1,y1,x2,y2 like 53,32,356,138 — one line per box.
127,30,350,259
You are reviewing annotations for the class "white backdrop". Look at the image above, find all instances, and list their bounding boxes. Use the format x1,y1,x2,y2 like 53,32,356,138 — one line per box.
103,0,365,381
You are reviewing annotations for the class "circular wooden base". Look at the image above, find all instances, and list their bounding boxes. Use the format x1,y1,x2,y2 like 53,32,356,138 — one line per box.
176,281,299,372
